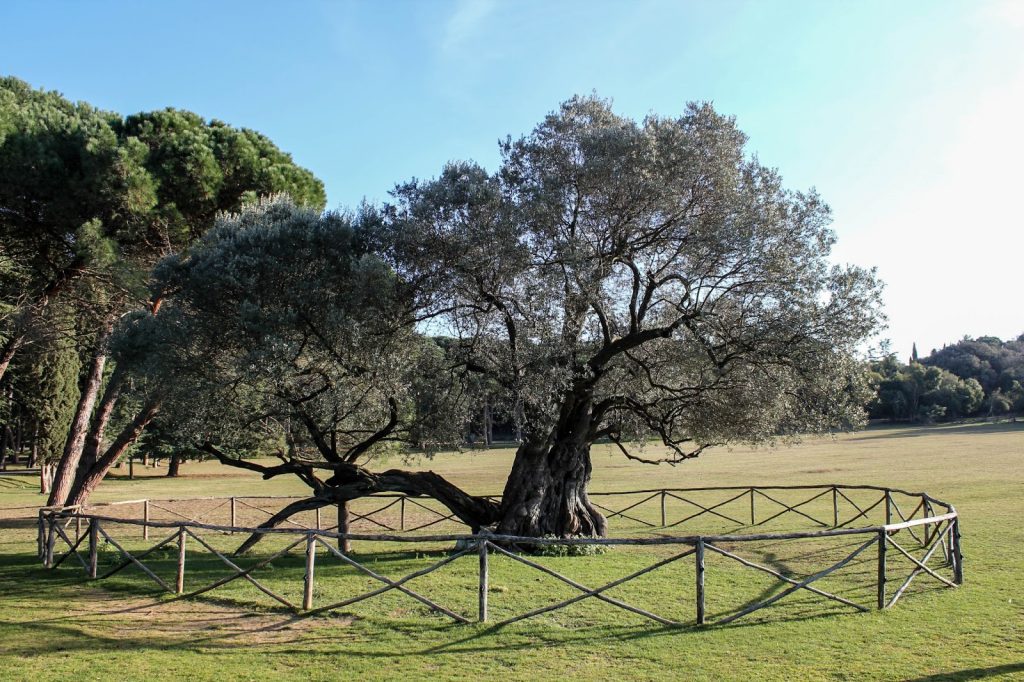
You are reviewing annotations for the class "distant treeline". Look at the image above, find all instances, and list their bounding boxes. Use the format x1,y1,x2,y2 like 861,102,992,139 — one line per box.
868,335,1024,423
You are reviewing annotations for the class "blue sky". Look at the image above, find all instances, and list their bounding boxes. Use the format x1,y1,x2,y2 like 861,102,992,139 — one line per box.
3,0,1022,357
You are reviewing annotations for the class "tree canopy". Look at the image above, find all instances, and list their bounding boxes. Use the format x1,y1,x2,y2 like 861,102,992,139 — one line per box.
130,96,884,544
144,197,468,463
377,96,883,536
923,336,1024,397
0,76,326,382
868,357,985,423
126,198,496,550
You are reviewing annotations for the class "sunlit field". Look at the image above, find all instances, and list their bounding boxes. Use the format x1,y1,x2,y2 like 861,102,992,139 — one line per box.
1,422,1022,681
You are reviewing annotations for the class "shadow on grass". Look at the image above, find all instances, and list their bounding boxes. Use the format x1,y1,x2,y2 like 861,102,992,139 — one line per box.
412,600,864,657
0,539,957,662
0,518,39,530
852,421,1023,441
0,579,939,665
902,662,1024,681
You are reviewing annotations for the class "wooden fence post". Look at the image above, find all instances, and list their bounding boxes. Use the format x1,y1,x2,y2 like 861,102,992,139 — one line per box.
952,518,963,585
884,490,892,526
45,516,56,568
923,498,933,544
315,507,322,531
478,539,489,623
749,489,755,525
37,509,45,559
400,496,406,532
876,529,887,609
176,526,186,594
660,490,667,527
303,532,317,610
696,537,706,625
75,515,82,542
88,519,99,579
832,487,839,527
230,497,237,531
143,499,150,540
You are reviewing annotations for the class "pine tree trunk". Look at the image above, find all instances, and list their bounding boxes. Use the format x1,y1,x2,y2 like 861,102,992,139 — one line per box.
0,334,23,385
70,369,122,497
66,401,160,507
48,330,112,506
166,452,181,477
40,463,53,495
0,426,9,470
29,421,39,470
483,400,493,447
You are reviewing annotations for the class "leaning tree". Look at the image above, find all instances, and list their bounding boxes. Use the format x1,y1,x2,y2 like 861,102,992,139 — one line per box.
377,96,883,538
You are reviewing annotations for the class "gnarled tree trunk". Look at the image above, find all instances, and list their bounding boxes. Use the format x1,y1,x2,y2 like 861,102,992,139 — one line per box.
497,440,606,538
496,389,607,538
230,391,609,553
231,462,501,555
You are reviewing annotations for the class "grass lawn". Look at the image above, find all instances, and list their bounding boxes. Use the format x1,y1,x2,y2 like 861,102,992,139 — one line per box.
1,422,1022,681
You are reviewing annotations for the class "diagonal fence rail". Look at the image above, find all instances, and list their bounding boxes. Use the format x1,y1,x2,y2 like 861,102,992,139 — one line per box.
36,484,962,628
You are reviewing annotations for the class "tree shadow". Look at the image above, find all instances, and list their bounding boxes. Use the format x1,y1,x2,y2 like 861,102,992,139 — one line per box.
901,662,1024,681
0,518,39,530
0,533,957,664
851,421,1023,441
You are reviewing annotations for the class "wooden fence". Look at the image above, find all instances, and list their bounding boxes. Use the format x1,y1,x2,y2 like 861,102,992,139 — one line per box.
36,484,962,627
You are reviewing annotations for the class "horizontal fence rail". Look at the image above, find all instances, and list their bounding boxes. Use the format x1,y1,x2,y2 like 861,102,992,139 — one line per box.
36,484,962,628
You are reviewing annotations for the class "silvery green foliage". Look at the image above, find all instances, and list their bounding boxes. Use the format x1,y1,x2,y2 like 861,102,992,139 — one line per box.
380,96,883,462
129,196,470,465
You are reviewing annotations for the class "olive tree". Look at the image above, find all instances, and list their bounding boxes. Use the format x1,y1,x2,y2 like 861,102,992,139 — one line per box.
134,97,882,544
377,96,883,537
134,197,497,552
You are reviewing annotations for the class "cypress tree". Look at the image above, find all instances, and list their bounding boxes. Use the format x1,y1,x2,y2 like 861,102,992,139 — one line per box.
12,312,81,485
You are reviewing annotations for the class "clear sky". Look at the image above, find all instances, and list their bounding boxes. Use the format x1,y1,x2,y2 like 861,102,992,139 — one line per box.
2,0,1021,358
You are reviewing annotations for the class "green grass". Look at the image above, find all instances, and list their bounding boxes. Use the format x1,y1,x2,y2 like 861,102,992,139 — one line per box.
2,422,1023,681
